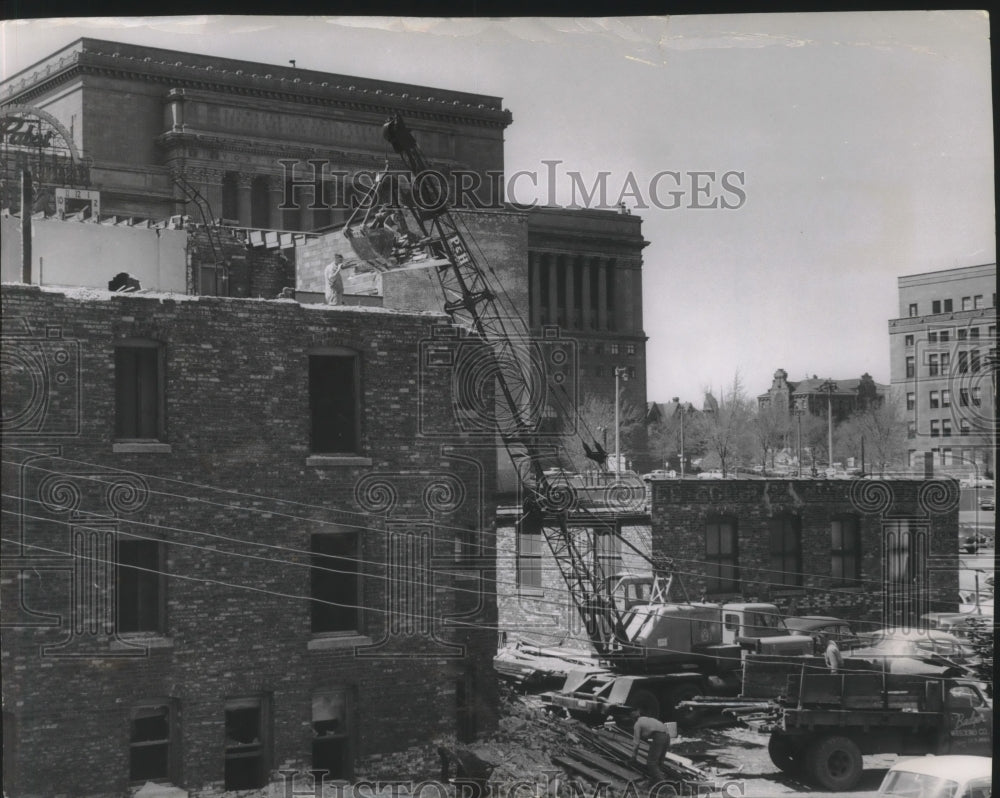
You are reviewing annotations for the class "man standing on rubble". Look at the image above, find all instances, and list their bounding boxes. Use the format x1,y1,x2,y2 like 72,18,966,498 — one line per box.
628,708,670,782
325,253,345,305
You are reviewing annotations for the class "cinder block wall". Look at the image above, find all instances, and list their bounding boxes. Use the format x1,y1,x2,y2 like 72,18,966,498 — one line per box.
1,285,498,796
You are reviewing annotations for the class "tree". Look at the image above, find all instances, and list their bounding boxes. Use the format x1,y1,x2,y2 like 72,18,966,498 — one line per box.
695,373,754,477
648,402,706,473
751,400,790,472
563,392,645,472
799,413,829,471
836,389,909,476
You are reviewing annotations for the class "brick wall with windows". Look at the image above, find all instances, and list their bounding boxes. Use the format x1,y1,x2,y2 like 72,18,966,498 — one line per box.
1,284,498,796
649,479,958,626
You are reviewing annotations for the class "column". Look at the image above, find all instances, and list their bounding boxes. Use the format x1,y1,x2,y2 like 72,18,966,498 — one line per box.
547,253,558,329
581,258,592,331
268,177,284,230
529,252,542,331
237,173,253,228
606,259,616,332
597,259,608,331
565,255,575,330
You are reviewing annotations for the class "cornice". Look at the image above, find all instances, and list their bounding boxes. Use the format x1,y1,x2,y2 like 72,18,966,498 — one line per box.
2,44,512,131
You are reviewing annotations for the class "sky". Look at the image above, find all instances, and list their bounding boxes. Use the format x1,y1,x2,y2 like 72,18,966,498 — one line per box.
1,13,994,403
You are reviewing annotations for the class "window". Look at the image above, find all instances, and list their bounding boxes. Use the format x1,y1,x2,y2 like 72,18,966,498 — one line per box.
931,300,941,314
117,538,164,634
626,343,636,356
905,356,915,378
939,330,949,343
130,703,174,783
989,325,996,338
517,519,543,590
942,419,952,437
198,261,229,297
313,690,353,779
221,172,239,222
943,299,953,312
958,351,969,373
960,419,971,436
907,421,916,438
769,516,802,587
928,331,938,343
115,343,164,440
941,448,952,466
311,533,361,634
969,327,980,340
224,697,269,790
930,420,940,437
971,387,981,406
962,296,971,311
970,349,980,373
941,389,951,407
830,517,860,585
610,343,620,355
958,328,968,341
960,388,970,407
705,519,739,593
904,334,914,347
908,303,918,317
906,392,915,411
929,391,939,409
309,351,360,454
973,295,983,309
940,352,950,369
928,354,939,376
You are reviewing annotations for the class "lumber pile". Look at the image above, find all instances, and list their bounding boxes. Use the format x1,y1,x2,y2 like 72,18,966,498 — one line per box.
493,641,600,688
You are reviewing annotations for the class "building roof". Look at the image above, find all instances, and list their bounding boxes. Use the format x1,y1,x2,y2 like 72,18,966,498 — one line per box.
790,377,888,396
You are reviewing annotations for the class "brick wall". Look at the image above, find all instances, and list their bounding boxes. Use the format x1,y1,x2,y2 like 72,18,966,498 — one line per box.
649,479,960,627
1,285,498,796
186,226,294,298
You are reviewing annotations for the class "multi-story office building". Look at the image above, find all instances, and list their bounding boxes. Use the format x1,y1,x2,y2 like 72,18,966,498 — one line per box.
888,263,996,474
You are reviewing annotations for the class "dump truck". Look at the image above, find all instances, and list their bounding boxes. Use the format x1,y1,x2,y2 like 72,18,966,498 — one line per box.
744,654,993,791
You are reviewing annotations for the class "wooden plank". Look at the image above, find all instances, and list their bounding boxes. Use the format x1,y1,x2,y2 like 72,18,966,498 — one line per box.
551,755,629,787
566,747,639,781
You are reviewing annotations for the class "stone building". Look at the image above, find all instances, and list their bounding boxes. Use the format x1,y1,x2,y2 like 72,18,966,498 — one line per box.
1,281,499,796
757,368,886,422
887,263,996,475
649,478,960,628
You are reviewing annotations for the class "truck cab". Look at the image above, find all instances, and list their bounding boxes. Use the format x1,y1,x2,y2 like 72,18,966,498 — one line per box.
721,603,813,655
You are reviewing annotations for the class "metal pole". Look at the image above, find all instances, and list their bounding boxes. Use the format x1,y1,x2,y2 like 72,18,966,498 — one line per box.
680,408,686,479
796,410,802,478
614,369,620,475
21,168,33,284
827,391,834,472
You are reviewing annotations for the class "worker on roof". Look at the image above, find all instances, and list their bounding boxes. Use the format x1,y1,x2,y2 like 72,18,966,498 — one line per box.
324,254,344,305
628,708,671,783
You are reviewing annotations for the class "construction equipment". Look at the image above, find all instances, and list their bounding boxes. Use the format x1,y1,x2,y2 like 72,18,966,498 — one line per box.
743,654,993,791
353,115,811,723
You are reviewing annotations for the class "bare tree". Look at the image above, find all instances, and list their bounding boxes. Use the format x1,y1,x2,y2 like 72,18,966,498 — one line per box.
648,402,706,472
751,400,790,472
563,392,645,472
835,388,909,476
695,373,754,477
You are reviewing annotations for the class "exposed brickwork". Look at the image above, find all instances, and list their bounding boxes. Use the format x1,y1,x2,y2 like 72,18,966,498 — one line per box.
186,226,294,299
649,479,960,627
1,285,498,797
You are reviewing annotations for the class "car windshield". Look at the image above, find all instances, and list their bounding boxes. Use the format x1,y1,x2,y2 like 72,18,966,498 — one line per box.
879,770,960,798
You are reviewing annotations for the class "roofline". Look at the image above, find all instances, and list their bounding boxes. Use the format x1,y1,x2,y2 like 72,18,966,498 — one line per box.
897,263,996,282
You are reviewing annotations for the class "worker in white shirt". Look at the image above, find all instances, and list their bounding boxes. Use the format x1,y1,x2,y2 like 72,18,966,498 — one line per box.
628,708,671,781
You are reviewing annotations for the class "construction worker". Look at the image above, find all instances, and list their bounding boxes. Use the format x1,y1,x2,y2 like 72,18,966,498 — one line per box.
628,708,670,782
824,636,844,674
324,254,345,305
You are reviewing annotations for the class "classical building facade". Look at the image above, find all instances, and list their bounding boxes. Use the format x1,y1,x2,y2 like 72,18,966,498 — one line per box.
887,263,996,474
1,280,499,796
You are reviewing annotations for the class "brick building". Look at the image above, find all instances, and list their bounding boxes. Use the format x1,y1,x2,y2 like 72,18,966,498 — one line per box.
757,368,887,422
1,282,499,796
2,39,649,468
887,263,996,475
649,478,960,628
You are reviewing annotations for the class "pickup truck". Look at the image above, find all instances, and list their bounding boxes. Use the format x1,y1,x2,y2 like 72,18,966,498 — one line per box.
747,655,992,791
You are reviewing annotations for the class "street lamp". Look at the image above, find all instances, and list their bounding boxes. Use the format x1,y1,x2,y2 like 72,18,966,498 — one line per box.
614,366,628,474
792,404,805,478
819,380,839,472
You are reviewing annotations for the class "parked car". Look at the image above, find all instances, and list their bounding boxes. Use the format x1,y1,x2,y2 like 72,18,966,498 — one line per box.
961,532,992,553
641,469,674,481
852,628,977,664
979,496,995,511
783,616,862,652
877,755,991,798
961,477,994,489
